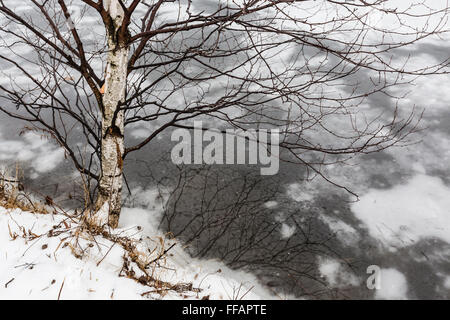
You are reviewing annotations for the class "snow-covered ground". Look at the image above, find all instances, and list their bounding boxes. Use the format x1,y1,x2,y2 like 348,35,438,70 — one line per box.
0,190,280,300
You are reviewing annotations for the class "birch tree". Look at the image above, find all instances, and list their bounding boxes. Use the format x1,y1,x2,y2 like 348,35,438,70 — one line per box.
0,0,448,228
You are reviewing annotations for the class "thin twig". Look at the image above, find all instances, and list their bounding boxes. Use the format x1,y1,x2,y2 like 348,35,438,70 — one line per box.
58,278,65,300
4,278,14,288
97,241,117,267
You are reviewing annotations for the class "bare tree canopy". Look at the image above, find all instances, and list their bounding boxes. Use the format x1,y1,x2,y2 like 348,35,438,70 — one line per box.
0,0,449,227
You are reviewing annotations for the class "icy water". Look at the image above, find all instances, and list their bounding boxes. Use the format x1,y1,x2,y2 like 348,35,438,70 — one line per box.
1,2,450,299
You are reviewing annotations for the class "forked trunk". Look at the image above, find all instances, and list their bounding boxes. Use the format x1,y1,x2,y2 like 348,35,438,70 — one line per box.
94,0,129,228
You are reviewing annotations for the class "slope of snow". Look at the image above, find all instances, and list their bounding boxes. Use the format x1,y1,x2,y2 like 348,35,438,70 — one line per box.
119,205,281,300
0,202,279,300
0,207,146,300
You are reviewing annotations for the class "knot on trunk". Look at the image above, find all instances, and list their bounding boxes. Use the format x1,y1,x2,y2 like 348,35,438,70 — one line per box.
104,124,124,139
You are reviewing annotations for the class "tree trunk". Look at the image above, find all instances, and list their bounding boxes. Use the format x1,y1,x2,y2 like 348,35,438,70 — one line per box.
94,0,129,228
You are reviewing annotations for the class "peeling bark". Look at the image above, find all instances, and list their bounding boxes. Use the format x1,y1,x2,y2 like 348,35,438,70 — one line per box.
94,0,129,228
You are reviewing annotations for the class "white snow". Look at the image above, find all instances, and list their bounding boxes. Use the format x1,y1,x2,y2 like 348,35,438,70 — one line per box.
280,223,296,239
318,257,360,288
264,201,278,209
375,268,408,300
351,174,450,250
286,183,314,202
444,277,450,289
119,204,279,300
0,188,280,300
0,207,146,300
273,213,296,239
319,215,360,246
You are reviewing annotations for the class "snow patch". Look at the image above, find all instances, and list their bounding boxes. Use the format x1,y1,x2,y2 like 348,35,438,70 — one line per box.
375,268,408,300
274,213,296,239
444,277,450,289
286,183,314,202
264,201,278,209
351,174,450,249
318,257,359,288
319,215,360,246
120,206,279,300
280,223,296,239
120,188,281,299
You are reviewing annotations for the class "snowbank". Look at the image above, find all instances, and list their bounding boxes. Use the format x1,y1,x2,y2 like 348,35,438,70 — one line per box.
0,201,278,300
0,207,145,299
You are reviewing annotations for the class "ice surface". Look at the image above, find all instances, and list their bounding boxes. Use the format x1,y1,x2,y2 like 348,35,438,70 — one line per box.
352,174,450,250
375,268,408,300
318,257,360,288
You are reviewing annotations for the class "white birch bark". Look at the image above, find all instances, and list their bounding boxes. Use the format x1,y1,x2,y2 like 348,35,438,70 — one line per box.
94,0,129,228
